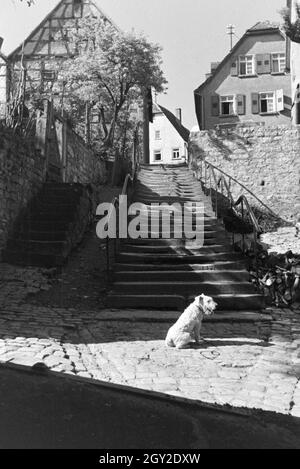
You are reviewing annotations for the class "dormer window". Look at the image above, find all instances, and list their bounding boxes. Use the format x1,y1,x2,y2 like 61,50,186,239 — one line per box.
239,55,255,76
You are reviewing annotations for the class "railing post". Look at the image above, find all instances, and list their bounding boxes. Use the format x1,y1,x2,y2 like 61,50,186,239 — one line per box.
215,176,218,218
241,199,245,254
254,229,258,280
106,238,110,277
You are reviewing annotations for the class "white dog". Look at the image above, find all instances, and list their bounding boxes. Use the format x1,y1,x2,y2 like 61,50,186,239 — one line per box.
165,294,218,349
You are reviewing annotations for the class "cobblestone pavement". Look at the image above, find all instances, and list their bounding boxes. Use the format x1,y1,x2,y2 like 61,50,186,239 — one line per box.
0,263,300,418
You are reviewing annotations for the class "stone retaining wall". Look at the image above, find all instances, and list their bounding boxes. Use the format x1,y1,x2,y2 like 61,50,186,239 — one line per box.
189,125,300,221
0,127,47,254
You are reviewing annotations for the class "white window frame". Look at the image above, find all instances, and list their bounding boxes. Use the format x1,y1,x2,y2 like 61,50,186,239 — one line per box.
172,148,180,160
239,55,255,76
271,53,286,74
154,150,162,162
42,70,56,82
259,91,276,114
220,95,236,116
155,130,161,140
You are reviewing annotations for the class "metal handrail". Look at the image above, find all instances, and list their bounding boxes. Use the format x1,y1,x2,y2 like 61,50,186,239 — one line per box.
203,160,277,217
195,160,265,274
105,154,139,276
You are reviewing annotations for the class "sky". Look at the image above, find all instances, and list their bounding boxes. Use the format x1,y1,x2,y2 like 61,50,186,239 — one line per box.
0,0,286,128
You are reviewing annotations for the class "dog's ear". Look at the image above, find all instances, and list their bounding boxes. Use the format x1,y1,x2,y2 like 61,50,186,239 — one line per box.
196,295,204,308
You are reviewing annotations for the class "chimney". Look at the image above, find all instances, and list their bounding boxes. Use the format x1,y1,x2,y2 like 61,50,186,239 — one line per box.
175,108,182,122
211,62,220,73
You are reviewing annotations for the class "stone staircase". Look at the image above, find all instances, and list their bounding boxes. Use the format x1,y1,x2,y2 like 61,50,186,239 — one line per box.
107,164,265,312
3,183,91,268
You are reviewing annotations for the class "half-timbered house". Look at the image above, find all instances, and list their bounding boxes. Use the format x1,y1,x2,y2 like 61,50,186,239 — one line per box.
0,0,115,116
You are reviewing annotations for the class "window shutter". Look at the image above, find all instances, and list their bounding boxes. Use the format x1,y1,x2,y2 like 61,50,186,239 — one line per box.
236,95,246,115
251,93,259,114
211,95,220,117
256,54,264,74
263,54,271,74
230,60,238,76
276,89,284,112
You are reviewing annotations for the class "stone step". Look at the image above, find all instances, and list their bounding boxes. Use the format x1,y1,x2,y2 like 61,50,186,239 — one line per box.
122,238,230,248
113,261,247,272
20,220,72,231
14,230,68,242
114,270,250,282
7,239,69,255
2,249,66,268
37,194,83,204
31,201,79,211
23,212,77,222
106,293,264,311
127,213,218,222
119,244,234,254
124,231,229,243
133,197,211,205
28,206,79,218
116,251,243,264
111,281,256,295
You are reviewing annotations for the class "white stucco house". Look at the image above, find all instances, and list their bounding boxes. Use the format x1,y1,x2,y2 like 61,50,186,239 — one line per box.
149,103,190,165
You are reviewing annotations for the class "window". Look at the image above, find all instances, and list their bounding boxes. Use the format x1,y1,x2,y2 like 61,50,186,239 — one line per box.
271,53,286,74
220,95,235,116
259,92,275,113
239,55,255,76
42,70,56,82
155,130,161,140
172,149,180,159
74,0,83,18
154,151,162,161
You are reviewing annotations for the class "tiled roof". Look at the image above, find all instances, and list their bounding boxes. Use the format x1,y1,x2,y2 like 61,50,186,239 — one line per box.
157,105,190,143
248,21,280,31
195,21,284,94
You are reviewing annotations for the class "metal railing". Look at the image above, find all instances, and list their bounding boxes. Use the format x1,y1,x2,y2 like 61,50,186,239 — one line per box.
193,159,278,271
105,153,140,278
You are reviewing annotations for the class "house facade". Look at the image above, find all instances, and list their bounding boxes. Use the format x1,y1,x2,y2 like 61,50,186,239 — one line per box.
0,49,7,118
287,0,300,124
194,22,292,130
149,104,189,165
0,0,114,117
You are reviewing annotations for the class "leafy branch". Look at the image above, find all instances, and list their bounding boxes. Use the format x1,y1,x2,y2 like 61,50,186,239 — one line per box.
281,4,300,43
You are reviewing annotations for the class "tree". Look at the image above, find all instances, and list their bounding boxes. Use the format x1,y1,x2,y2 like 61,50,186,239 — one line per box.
281,5,300,43
57,16,167,156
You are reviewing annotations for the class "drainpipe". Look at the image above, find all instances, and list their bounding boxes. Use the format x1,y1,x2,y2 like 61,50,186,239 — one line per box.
143,89,150,165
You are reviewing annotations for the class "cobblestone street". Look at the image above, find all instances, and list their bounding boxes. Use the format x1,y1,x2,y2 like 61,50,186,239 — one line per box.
1,263,300,419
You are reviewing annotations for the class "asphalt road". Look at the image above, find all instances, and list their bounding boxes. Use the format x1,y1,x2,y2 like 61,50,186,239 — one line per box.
0,365,300,449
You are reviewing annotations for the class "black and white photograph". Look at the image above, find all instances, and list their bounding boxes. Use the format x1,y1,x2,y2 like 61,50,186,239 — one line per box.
0,0,300,452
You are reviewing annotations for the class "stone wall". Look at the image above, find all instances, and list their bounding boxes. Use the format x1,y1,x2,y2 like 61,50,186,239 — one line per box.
189,125,300,221
0,126,47,253
0,115,107,257
65,126,106,187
